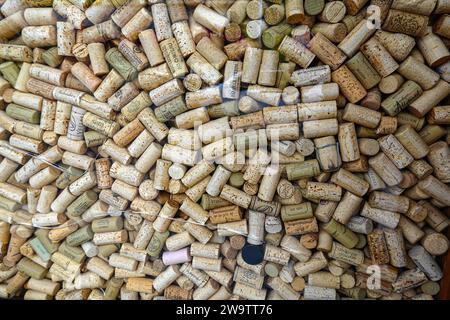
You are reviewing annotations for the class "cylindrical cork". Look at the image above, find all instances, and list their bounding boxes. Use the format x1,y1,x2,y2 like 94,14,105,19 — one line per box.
367,229,390,265
338,123,360,163
398,56,440,91
333,191,363,225
222,61,242,100
338,19,376,57
264,4,285,26
319,1,346,23
138,30,164,68
383,9,428,37
159,37,189,80
311,22,347,43
56,22,75,57
314,136,341,172
368,191,410,214
409,80,450,118
152,3,173,42
417,175,450,206
193,4,229,34
331,65,367,104
117,39,149,72
345,52,382,90
278,36,315,69
121,8,154,41
322,219,359,249
257,50,279,87
309,33,346,71
378,134,414,169
409,245,443,281
368,152,403,186
395,125,430,160
360,37,399,78
426,142,450,183
418,27,450,68
380,80,423,116
171,21,196,58
361,203,401,229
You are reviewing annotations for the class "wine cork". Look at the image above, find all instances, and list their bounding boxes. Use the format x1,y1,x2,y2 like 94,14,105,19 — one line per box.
303,118,339,139
186,52,223,86
333,192,363,225
263,4,285,25
345,52,381,90
383,9,428,37
368,152,403,186
360,38,399,77
409,245,443,281
418,27,450,68
426,142,449,183
308,271,340,290
136,31,163,67
122,8,154,41
367,229,390,265
309,33,346,71
320,1,346,23
117,38,149,72
378,134,414,169
278,36,315,69
331,65,367,104
378,73,405,94
193,4,229,34
152,3,173,42
358,138,379,157
409,80,450,118
105,47,137,82
196,37,228,71
80,19,121,44
337,123,360,163
397,57,440,92
328,242,364,267
21,26,57,48
361,203,401,229
344,0,370,15
338,19,376,57
322,219,359,249
312,136,340,172
393,125,430,161
417,175,450,206
368,191,409,214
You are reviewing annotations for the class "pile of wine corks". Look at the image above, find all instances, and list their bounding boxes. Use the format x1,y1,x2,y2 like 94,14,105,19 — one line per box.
0,0,449,301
